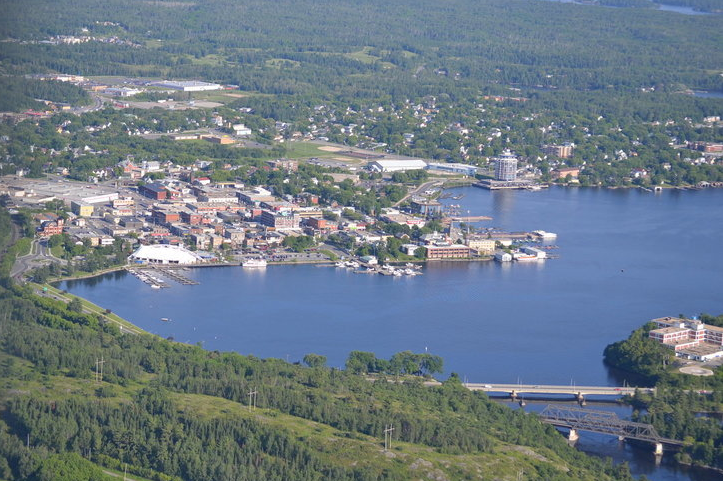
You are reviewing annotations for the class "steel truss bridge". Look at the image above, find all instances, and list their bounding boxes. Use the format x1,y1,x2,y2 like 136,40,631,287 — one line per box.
539,405,685,451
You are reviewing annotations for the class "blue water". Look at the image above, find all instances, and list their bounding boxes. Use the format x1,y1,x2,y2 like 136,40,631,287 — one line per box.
60,186,723,481
61,187,723,383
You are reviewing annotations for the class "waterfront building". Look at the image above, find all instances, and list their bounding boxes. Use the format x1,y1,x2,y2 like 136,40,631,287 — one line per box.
649,317,723,361
494,251,512,262
466,238,496,255
128,244,204,265
411,199,443,217
426,162,478,176
494,150,518,181
424,244,472,260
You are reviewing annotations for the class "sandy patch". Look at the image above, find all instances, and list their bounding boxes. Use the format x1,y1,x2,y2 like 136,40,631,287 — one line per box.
318,146,343,152
224,93,246,98
680,366,714,376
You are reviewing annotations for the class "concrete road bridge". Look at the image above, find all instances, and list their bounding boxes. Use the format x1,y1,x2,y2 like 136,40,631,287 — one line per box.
463,383,655,402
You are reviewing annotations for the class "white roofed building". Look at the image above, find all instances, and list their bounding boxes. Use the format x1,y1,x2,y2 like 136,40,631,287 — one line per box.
368,159,427,172
128,244,204,265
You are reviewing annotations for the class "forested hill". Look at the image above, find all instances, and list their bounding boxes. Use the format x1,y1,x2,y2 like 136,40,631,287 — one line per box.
1,0,722,97
0,207,641,481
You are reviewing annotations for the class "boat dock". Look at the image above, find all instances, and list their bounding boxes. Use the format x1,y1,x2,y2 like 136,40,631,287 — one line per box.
127,268,169,289
152,267,199,285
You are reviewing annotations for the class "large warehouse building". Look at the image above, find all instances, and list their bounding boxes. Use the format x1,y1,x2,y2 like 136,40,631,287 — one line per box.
128,244,204,265
149,80,222,92
368,159,427,173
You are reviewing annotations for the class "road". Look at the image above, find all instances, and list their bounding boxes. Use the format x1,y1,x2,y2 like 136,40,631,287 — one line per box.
393,180,443,207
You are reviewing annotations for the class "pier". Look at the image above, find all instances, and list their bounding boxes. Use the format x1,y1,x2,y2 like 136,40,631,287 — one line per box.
126,268,169,288
446,215,493,222
152,267,200,285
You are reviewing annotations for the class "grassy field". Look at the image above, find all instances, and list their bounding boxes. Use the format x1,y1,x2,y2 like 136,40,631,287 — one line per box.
344,47,395,69
282,141,362,164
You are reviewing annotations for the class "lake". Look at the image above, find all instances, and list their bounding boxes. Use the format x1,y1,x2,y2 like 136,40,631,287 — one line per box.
60,186,723,481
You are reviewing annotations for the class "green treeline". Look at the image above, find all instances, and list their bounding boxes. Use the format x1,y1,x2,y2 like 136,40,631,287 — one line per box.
603,321,723,469
0,77,90,112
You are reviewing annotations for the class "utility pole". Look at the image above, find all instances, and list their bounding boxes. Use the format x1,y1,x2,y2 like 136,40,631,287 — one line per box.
248,388,257,411
383,424,395,451
95,356,105,383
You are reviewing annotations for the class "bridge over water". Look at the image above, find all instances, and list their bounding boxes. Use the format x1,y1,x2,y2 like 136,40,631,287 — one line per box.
539,404,685,454
463,383,655,401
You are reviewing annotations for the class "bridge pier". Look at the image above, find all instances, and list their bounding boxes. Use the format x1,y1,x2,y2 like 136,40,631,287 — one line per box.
576,392,586,406
510,390,517,400
654,442,663,456
568,429,579,442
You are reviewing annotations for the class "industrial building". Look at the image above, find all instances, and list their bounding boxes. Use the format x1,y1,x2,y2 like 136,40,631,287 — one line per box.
368,159,427,173
128,244,204,265
149,80,222,92
426,163,478,176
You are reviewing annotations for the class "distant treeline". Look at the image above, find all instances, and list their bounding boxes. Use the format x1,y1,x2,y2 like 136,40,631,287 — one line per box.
0,77,90,111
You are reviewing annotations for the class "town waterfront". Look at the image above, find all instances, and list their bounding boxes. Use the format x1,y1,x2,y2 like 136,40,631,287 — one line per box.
60,186,723,481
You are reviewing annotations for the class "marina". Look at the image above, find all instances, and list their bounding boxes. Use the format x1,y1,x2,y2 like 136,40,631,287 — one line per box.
126,268,169,289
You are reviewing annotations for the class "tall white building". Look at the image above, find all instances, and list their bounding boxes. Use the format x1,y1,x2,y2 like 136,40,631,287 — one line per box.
494,150,518,181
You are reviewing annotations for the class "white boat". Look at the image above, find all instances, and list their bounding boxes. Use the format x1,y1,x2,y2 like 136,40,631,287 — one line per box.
533,230,557,239
242,258,267,268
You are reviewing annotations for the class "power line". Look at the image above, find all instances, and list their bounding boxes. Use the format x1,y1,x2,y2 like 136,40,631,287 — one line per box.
95,356,105,383
383,424,395,451
248,388,257,411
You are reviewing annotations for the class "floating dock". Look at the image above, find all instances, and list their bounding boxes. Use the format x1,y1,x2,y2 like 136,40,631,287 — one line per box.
151,268,200,285
127,268,169,288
